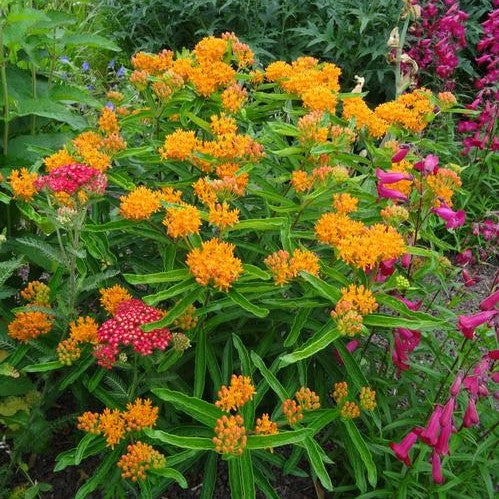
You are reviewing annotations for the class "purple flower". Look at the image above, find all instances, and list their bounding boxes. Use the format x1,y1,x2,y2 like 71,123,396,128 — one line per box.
457,310,498,339
59,56,70,64
105,102,115,110
82,61,90,71
432,204,465,229
117,66,125,78
108,59,116,69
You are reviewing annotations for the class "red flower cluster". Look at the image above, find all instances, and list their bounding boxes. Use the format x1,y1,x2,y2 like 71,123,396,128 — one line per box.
35,163,107,195
93,299,171,368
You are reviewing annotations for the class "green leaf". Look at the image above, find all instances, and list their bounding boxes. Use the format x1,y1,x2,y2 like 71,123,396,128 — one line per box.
0,257,23,287
240,451,256,499
143,280,198,306
15,98,86,129
280,322,340,366
363,314,444,330
302,436,333,491
344,420,377,488
300,273,341,301
228,218,287,231
242,264,271,281
228,458,243,499
144,429,214,450
58,355,95,390
150,468,188,488
251,351,288,401
247,429,311,449
61,34,121,51
200,453,217,499
75,434,97,466
194,329,207,398
23,361,63,373
228,288,269,318
124,268,190,285
284,308,311,347
335,341,370,390
151,388,223,426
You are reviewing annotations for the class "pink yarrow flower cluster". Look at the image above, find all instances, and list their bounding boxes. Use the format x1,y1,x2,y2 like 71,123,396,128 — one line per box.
93,299,171,368
458,1,499,154
407,0,468,90
35,163,107,195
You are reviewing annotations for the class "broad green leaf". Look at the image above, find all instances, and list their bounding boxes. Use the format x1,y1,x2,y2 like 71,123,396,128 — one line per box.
151,388,223,426
124,268,190,285
363,314,444,330
344,420,377,488
16,98,86,129
284,308,311,347
150,468,188,489
300,272,341,301
280,322,340,366
251,351,288,401
228,288,269,318
61,34,121,51
23,361,63,373
145,429,214,450
302,436,333,491
247,429,311,449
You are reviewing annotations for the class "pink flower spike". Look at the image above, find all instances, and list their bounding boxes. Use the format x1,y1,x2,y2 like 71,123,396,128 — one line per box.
414,154,439,174
401,253,411,268
394,295,423,311
431,451,444,484
488,350,499,361
463,397,479,427
440,398,455,427
463,375,479,396
391,147,409,163
420,405,443,446
432,204,466,229
458,310,498,339
435,424,452,456
462,269,477,287
390,430,419,466
376,168,413,184
449,371,463,397
479,290,499,311
455,249,474,266
377,183,408,203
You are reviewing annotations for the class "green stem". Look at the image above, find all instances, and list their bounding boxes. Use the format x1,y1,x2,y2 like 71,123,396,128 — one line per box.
394,17,410,98
0,17,9,156
31,63,37,134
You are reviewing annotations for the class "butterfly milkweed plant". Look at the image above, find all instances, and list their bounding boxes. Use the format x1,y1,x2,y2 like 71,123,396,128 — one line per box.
1,30,498,499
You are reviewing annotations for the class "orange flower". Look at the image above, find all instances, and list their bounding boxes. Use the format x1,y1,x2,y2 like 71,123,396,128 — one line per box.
8,311,53,342
295,387,321,411
288,249,320,278
221,84,247,113
186,238,243,291
291,170,313,192
380,204,409,224
426,168,461,207
297,111,328,144
336,284,378,316
215,374,256,412
302,86,337,112
282,399,303,425
265,248,319,285
43,148,76,172
120,186,161,220
208,202,240,230
159,129,199,161
158,186,183,204
9,168,38,201
57,338,81,365
210,114,238,136
98,107,120,134
99,285,132,315
98,408,126,447
189,61,235,97
332,193,358,214
193,36,228,64
193,177,218,206
332,381,348,404
342,96,388,138
340,401,360,419
69,316,99,344
264,250,292,286
163,204,202,238
173,304,198,331
123,398,159,432
129,69,148,90
315,212,365,247
118,442,166,481
73,131,102,152
213,414,247,455
77,411,100,434
20,281,50,306
106,90,124,103
255,413,278,435
101,133,127,153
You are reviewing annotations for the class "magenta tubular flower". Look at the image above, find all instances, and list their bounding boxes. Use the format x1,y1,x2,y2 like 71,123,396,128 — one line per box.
463,397,479,427
440,398,455,427
455,248,475,266
435,424,452,456
462,268,477,287
391,147,409,163
401,253,411,268
333,339,359,364
380,258,397,276
420,405,443,446
377,183,408,203
390,430,419,466
376,168,413,184
414,154,439,174
432,204,466,229
431,450,444,484
463,375,479,396
449,371,464,397
479,290,499,311
458,310,498,339
394,295,422,311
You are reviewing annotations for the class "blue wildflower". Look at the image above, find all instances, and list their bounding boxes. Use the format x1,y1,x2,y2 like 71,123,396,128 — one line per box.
59,56,70,64
82,61,90,71
108,59,116,69
105,102,115,110
117,66,125,78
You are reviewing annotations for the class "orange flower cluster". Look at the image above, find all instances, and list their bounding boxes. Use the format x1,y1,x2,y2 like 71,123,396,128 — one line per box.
20,281,50,306
210,114,238,136
282,398,303,425
342,97,388,138
340,401,361,419
119,186,161,220
332,381,348,403
359,387,377,411
57,338,81,366
213,414,247,455
295,387,321,411
437,91,457,109
158,186,183,204
380,204,410,224
291,165,345,193
57,316,99,365
221,84,247,113
117,442,166,482
265,58,341,112
77,398,159,447
43,148,75,172
426,168,462,207
99,285,132,315
99,107,120,134
389,159,413,197
297,111,329,145
264,248,320,285
173,304,198,331
163,204,201,238
315,212,365,247
8,168,38,201
8,310,53,343
215,374,256,412
332,193,358,214
159,129,199,161
255,413,278,435
208,202,240,230
336,285,378,316
186,238,243,291
221,32,255,68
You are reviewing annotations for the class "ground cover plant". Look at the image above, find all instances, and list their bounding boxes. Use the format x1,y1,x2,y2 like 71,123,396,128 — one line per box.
0,1,498,498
